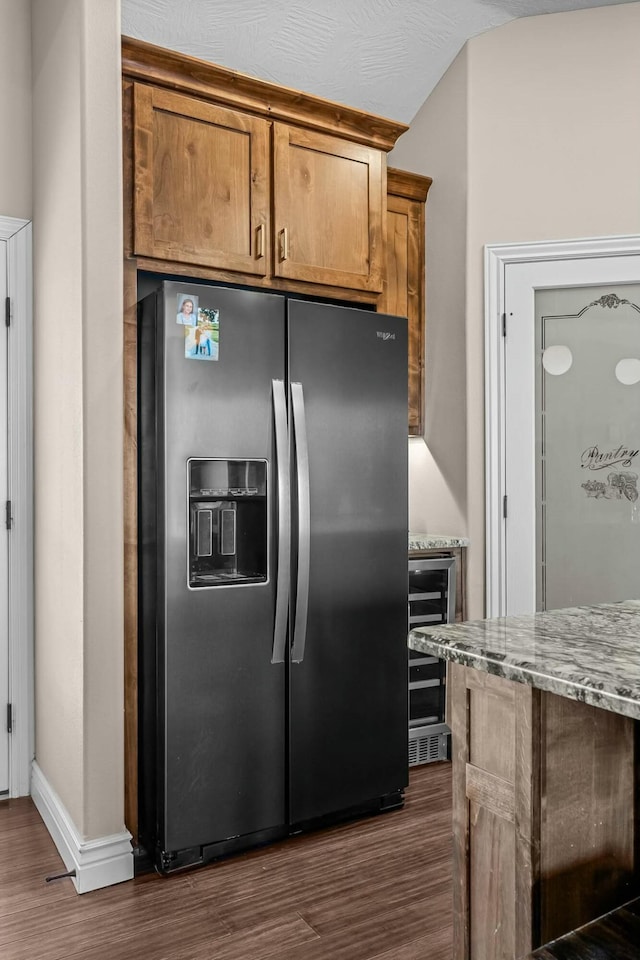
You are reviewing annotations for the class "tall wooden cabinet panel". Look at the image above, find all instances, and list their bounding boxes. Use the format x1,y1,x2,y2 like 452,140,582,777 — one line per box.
382,168,432,436
273,124,385,292
132,83,270,275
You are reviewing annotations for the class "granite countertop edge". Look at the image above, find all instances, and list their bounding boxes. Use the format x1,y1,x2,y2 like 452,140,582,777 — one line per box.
409,599,640,721
409,631,640,721
408,533,470,550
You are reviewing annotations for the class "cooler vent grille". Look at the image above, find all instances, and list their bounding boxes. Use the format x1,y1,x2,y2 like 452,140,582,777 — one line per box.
409,731,449,766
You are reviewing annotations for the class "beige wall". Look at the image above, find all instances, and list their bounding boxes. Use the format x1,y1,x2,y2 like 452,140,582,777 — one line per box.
32,0,124,838
0,0,32,218
391,2,640,616
391,48,468,539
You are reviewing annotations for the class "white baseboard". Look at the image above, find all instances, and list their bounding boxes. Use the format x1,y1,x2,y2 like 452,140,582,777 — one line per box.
30,761,134,894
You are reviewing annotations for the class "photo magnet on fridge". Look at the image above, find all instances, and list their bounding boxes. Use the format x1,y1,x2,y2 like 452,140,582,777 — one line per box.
176,293,199,324
184,307,220,361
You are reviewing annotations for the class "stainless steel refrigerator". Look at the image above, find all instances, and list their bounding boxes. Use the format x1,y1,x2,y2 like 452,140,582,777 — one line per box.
138,279,408,872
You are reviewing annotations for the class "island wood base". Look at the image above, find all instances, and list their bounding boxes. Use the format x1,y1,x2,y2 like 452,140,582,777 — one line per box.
449,662,638,960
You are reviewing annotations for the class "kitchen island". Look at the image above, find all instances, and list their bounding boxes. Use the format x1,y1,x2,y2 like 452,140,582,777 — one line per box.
409,600,640,960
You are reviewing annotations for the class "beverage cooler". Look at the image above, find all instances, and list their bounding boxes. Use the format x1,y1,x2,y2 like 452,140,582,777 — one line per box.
407,556,455,765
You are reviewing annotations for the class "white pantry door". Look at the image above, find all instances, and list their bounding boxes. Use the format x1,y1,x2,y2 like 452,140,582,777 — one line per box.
485,238,640,617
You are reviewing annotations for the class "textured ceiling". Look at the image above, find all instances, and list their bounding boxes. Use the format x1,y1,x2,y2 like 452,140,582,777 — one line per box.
121,0,634,123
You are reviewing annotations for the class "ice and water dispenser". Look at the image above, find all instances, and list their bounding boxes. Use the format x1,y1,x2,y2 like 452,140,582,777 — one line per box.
188,459,267,587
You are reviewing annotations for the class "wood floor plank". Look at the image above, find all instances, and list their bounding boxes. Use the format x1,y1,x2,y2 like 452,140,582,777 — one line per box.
189,785,451,913
0,874,79,920
2,898,231,960
0,875,198,947
0,797,40,827
298,849,452,936
217,842,451,935
370,927,453,960
0,762,452,960
271,893,452,960
158,914,319,960
0,847,70,886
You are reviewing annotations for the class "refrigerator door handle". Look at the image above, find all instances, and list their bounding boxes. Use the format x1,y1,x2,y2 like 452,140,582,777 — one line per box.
290,382,310,663
271,379,290,664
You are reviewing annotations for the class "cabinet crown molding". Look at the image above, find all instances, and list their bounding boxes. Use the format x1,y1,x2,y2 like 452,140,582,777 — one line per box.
122,36,408,152
387,167,433,202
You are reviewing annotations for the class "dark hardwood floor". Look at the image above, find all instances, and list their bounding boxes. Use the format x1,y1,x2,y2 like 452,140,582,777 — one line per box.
0,762,452,960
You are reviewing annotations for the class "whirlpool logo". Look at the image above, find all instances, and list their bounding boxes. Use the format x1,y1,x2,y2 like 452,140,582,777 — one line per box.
376,331,396,341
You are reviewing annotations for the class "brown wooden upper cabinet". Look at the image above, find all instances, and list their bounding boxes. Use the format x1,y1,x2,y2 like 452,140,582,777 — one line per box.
124,39,408,298
273,124,384,292
132,82,385,294
133,84,270,276
382,169,432,436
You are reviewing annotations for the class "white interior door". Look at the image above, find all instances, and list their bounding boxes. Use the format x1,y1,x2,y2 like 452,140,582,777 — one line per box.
0,216,32,799
502,252,640,615
0,241,8,794
485,237,640,617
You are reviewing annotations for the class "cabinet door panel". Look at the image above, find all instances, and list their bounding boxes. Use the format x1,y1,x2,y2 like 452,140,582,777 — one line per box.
273,124,384,292
383,193,424,436
379,188,430,437
385,207,409,316
133,84,270,275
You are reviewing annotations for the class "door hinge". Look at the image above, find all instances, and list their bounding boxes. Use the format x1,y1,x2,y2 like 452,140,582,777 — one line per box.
502,312,507,337
503,494,508,519
5,501,11,530
5,297,10,328
6,704,12,734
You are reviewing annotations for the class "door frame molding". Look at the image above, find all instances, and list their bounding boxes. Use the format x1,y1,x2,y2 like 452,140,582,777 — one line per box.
484,235,640,618
0,216,33,797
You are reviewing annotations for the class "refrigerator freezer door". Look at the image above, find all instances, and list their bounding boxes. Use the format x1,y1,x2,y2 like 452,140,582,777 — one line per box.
156,282,287,853
287,300,409,824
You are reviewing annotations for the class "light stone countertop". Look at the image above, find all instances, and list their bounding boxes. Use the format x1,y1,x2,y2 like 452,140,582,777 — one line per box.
408,533,470,551
409,599,640,720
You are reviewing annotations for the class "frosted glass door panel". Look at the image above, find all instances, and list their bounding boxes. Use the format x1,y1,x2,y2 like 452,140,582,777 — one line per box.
536,285,640,610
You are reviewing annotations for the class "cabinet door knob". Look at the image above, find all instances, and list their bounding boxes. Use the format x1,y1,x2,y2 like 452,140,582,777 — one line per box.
255,223,265,259
279,227,289,262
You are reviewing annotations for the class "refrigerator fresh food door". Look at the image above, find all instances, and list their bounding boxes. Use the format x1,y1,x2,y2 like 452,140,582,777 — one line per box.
287,300,409,824
155,281,287,853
